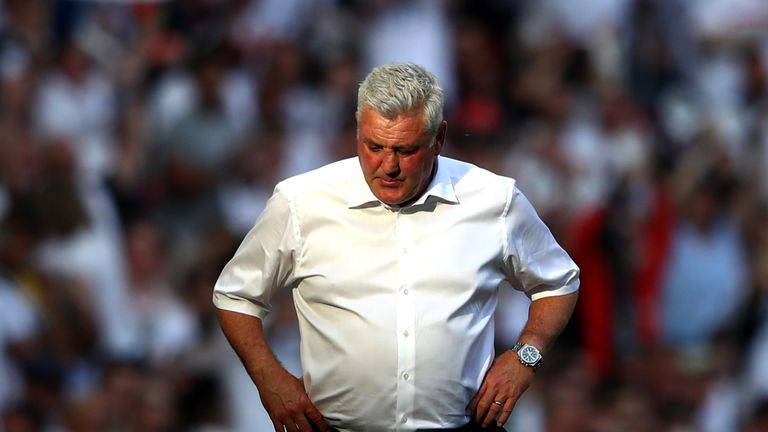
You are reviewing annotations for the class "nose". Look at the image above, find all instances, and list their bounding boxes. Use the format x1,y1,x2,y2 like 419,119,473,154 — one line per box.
381,151,400,177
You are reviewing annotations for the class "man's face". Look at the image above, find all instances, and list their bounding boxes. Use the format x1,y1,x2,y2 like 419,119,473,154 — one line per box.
357,108,446,206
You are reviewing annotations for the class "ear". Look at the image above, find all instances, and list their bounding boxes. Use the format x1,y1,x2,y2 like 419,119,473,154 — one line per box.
432,121,447,155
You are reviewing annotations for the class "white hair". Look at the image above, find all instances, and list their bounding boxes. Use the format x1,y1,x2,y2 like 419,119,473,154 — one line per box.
357,62,444,136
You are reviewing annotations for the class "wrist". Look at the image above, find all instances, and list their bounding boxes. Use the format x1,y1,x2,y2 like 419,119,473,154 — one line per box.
511,342,543,372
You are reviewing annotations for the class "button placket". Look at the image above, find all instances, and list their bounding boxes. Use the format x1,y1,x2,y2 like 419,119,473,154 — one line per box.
394,211,415,430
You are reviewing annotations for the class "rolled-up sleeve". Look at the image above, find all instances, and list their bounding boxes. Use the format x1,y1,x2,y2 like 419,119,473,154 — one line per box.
213,184,299,318
502,184,580,301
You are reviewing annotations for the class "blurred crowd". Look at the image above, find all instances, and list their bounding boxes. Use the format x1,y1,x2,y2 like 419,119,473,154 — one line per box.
2,0,768,431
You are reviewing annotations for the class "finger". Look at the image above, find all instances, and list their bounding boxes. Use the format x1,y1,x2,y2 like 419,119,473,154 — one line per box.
470,385,489,421
495,397,516,427
294,414,313,432
275,413,296,432
306,404,330,431
474,391,494,423
270,418,283,432
481,398,504,427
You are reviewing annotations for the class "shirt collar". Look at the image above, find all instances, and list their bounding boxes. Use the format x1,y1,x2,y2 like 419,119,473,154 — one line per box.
347,156,459,210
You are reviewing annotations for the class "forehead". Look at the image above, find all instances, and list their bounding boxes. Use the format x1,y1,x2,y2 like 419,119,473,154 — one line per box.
358,108,428,145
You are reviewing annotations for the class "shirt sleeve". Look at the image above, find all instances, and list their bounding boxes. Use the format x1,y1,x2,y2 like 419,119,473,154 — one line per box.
212,184,299,319
502,183,580,301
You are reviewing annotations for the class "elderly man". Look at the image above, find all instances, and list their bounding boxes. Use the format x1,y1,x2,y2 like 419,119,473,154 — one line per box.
214,63,579,432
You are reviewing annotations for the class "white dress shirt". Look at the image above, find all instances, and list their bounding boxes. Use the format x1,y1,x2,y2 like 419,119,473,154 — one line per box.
213,156,579,432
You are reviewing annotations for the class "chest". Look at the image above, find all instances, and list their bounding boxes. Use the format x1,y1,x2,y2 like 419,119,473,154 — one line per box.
294,205,505,304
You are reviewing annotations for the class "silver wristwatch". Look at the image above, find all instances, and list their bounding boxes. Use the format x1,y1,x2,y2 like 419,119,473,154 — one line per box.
512,342,543,371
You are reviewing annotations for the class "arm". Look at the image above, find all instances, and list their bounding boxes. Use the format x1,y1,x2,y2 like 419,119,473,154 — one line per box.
470,184,580,427
217,308,330,432
518,291,579,352
213,186,329,432
470,292,578,427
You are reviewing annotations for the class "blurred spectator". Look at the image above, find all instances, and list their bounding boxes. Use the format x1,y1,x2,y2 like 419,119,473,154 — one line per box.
745,399,768,432
229,0,324,51
539,0,632,46
1,0,49,61
122,218,199,365
33,38,117,185
362,0,456,101
0,194,40,415
99,359,145,430
278,53,359,178
32,140,135,357
217,139,275,237
64,391,107,432
625,0,697,111
148,41,255,145
448,17,506,161
1,402,43,432
741,206,768,424
659,169,747,347
0,279,38,414
151,45,247,275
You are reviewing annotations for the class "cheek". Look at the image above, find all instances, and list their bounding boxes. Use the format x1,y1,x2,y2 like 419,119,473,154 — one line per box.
400,154,429,179
358,151,379,174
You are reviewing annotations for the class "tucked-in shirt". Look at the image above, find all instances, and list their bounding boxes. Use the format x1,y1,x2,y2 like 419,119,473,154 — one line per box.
213,156,579,432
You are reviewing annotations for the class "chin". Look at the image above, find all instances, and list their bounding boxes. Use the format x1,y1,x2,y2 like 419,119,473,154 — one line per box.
380,197,402,206
380,196,404,206
374,189,402,204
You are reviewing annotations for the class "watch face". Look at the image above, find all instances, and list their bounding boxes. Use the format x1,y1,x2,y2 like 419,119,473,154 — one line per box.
520,345,540,364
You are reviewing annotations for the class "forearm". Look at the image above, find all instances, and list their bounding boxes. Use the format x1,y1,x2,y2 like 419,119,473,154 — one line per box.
216,308,285,386
472,292,577,426
217,308,330,431
517,291,578,354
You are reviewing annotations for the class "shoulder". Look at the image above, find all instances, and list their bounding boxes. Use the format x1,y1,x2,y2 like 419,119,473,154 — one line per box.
274,157,359,202
440,156,517,197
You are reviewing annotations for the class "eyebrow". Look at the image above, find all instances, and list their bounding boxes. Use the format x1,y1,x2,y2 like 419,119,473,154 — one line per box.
363,138,420,149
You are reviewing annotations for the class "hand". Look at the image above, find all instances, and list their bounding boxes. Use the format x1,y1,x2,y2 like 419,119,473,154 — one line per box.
257,367,330,432
468,350,534,428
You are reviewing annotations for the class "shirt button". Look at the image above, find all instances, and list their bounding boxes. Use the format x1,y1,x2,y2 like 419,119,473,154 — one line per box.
402,247,408,254
403,288,409,295
403,330,409,337
403,373,410,380
401,416,408,424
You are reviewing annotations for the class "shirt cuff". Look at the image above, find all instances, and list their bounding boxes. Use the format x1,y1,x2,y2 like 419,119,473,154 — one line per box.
212,291,270,319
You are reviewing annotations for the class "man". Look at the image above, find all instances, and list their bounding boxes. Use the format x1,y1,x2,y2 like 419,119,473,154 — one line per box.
214,63,579,432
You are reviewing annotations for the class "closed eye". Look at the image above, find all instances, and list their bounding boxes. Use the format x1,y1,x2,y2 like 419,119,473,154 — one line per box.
397,147,418,155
